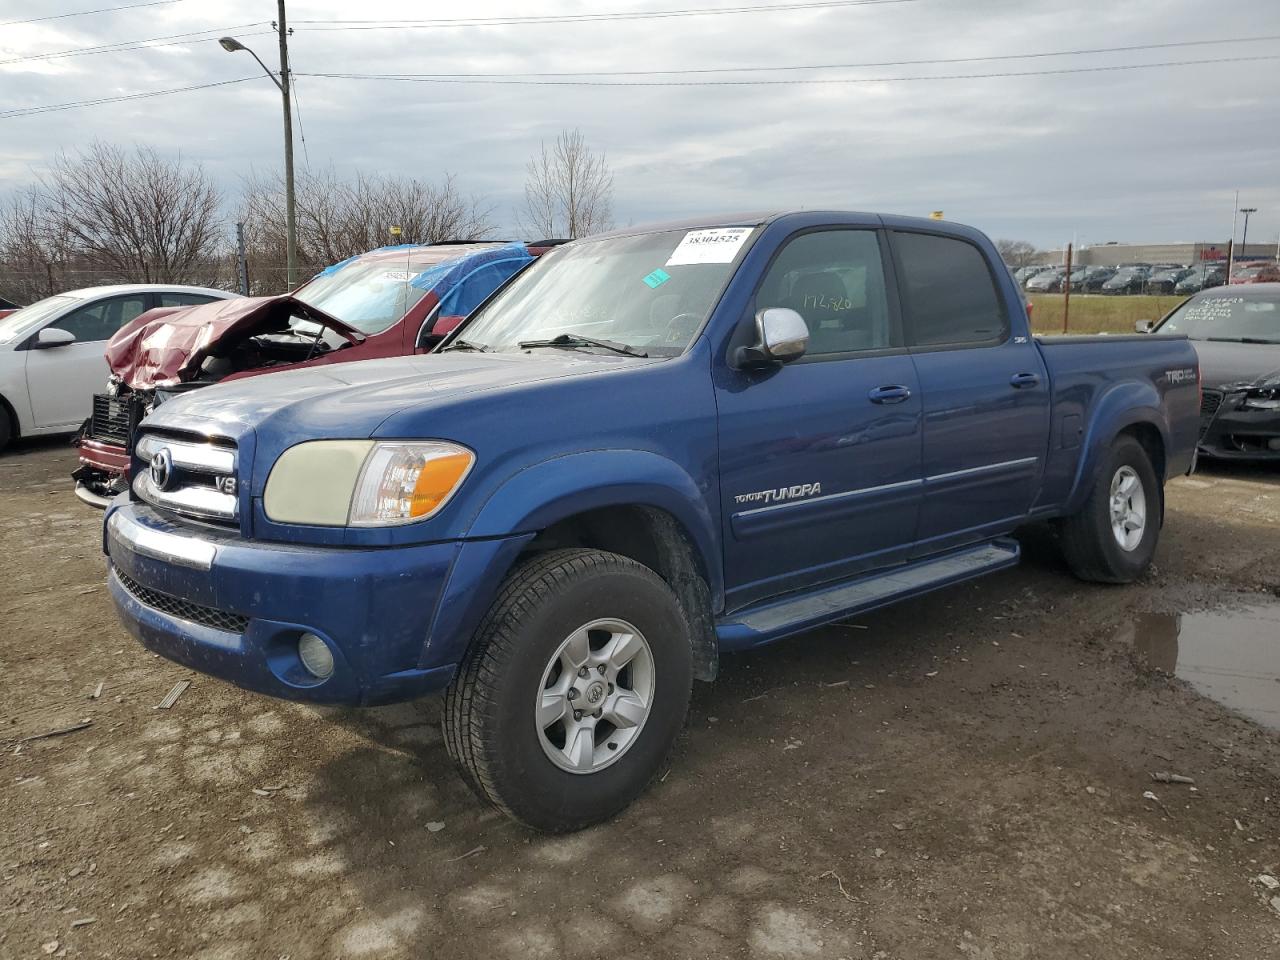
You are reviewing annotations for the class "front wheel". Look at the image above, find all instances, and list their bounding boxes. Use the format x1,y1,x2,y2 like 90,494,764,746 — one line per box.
1059,436,1161,583
443,548,694,832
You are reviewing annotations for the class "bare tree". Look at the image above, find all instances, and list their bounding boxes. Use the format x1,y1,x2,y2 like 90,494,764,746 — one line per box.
240,168,494,290
0,186,75,303
520,129,613,239
995,238,1039,269
42,142,224,284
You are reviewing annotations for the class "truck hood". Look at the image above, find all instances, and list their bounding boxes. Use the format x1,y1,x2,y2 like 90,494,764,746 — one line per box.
142,350,646,442
105,295,365,390
1191,339,1280,390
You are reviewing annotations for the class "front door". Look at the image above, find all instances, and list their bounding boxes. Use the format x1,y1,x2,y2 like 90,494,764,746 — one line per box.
886,228,1051,557
714,228,923,610
26,293,152,428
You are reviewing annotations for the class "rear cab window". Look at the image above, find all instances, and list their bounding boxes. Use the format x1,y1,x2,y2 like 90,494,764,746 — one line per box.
891,231,1009,349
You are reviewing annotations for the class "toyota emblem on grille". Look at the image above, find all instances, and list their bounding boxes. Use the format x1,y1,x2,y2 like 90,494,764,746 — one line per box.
150,448,174,491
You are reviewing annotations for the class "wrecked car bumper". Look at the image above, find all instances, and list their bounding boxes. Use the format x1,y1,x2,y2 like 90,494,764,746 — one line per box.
1198,390,1280,460
103,501,468,705
74,437,131,508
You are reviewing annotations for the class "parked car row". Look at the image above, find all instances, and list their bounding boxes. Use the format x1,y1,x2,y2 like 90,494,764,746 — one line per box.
1010,260,1273,295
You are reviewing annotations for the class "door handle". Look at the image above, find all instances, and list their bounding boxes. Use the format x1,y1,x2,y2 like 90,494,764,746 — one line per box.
1010,372,1041,389
868,385,911,404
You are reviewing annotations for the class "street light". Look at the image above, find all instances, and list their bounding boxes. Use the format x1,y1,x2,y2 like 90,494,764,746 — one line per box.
220,14,298,288
1240,207,1258,259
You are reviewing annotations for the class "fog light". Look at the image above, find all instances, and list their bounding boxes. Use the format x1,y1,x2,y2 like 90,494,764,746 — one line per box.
298,633,334,680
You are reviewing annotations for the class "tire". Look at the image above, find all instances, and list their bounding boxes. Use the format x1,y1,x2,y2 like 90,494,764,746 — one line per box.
0,405,11,453
443,548,694,832
1059,436,1161,583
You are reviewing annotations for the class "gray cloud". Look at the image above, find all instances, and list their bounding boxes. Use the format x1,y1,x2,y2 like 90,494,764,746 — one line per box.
1,0,1277,248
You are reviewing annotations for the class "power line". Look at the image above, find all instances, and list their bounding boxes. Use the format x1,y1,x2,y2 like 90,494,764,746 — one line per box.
0,77,257,119
0,22,271,67
0,0,190,27
295,0,917,30
299,34,1280,80
299,53,1280,87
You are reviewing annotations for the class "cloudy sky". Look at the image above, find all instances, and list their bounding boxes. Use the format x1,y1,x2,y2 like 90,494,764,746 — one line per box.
2,0,1278,249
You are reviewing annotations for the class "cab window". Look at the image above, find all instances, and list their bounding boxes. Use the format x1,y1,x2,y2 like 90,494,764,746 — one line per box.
892,231,1008,348
756,230,895,356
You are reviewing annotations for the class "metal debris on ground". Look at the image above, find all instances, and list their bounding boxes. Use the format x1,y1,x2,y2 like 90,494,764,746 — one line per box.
816,869,863,903
1256,874,1279,891
90,681,104,700
16,720,92,745
70,918,96,928
445,845,485,862
426,821,446,833
155,680,191,710
1151,772,1195,784
1142,790,1174,818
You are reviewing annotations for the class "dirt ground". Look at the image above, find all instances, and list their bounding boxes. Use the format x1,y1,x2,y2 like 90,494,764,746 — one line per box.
2,438,1278,960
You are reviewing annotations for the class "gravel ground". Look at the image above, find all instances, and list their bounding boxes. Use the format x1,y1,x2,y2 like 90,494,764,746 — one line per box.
2,437,1278,960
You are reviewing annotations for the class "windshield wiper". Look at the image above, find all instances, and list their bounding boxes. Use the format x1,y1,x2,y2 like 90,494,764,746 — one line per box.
517,333,648,358
440,339,491,353
1202,336,1280,344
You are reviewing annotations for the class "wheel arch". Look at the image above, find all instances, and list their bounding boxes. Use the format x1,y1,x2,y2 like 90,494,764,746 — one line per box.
1064,382,1170,516
454,450,724,680
0,391,18,447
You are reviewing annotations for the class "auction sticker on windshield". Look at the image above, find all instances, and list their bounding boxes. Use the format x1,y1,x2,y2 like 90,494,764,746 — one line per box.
666,228,754,266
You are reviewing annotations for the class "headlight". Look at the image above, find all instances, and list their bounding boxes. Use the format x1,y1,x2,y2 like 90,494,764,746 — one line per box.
1241,387,1280,411
264,440,474,527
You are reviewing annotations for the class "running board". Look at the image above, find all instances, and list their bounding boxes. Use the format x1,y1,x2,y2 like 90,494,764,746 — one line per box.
716,538,1021,650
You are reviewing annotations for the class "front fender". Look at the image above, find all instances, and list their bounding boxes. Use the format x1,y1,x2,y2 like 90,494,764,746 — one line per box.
465,448,723,604
1064,380,1169,515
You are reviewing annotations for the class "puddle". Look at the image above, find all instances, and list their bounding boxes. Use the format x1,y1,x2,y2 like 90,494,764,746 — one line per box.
1118,604,1280,731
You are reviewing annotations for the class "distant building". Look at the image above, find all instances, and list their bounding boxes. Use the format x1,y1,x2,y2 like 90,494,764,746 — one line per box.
1035,241,1276,267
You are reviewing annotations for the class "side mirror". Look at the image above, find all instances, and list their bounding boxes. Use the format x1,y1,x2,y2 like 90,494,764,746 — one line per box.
736,308,809,368
1134,320,1154,334
33,327,76,349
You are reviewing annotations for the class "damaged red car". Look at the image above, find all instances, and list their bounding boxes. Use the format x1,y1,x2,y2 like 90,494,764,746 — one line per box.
74,241,543,506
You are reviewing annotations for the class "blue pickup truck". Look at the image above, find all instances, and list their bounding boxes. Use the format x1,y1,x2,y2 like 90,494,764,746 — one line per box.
103,212,1199,831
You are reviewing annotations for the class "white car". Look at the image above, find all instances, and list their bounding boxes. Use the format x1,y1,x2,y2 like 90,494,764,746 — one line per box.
0,284,237,451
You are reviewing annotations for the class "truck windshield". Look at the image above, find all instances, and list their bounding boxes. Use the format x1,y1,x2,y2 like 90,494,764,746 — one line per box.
1159,294,1280,343
455,227,755,357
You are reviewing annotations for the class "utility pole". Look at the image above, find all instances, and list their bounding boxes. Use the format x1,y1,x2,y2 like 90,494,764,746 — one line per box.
1227,191,1239,279
276,0,297,289
235,222,250,296
1062,242,1072,335
1239,207,1257,261
219,9,298,291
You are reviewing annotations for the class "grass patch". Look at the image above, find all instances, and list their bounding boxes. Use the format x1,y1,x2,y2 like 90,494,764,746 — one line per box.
1028,294,1185,336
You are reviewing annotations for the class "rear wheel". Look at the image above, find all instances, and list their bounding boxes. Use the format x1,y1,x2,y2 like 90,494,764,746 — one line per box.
443,548,694,832
1059,436,1160,583
0,405,12,453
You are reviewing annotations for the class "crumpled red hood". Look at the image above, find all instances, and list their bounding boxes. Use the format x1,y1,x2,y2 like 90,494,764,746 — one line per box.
105,295,365,390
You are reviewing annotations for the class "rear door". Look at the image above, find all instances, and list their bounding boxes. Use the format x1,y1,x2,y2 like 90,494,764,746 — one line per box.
887,229,1050,558
26,292,152,428
714,226,923,610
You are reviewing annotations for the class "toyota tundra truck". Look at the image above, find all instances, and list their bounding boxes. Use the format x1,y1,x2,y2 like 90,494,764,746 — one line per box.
103,211,1199,832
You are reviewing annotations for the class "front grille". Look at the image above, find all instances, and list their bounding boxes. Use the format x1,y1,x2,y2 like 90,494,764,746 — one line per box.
115,569,249,634
134,431,239,526
1199,390,1224,440
90,394,135,446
